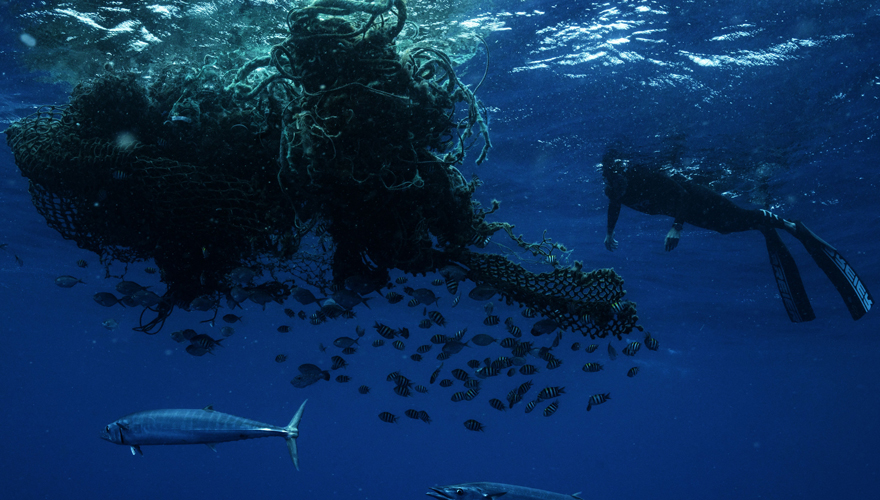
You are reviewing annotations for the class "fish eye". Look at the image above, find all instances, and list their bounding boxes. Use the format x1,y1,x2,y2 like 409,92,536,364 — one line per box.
105,426,110,433
455,489,464,496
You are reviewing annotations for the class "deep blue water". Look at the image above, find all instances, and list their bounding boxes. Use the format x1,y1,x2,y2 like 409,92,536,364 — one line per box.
1,1,879,499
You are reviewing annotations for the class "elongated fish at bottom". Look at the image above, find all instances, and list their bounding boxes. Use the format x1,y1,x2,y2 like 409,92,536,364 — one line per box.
427,482,583,500
100,400,307,470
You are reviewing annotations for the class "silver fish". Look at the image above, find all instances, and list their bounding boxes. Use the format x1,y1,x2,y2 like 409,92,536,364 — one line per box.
427,482,583,500
100,401,307,470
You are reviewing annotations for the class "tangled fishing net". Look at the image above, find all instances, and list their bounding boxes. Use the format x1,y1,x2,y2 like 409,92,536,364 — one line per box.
6,0,639,339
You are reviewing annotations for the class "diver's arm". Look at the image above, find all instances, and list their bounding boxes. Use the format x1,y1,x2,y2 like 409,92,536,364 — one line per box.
605,200,621,251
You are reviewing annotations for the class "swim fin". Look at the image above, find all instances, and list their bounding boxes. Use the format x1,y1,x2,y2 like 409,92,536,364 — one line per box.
762,228,815,323
792,221,873,320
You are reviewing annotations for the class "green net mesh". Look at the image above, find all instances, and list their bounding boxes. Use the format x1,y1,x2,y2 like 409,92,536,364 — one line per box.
5,0,640,339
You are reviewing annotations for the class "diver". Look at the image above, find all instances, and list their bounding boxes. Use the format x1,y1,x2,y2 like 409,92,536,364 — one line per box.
601,150,872,322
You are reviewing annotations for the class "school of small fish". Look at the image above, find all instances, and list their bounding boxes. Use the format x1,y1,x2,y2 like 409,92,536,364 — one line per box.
59,260,659,431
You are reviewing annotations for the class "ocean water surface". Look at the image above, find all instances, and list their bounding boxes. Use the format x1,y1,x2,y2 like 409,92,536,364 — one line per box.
1,1,878,499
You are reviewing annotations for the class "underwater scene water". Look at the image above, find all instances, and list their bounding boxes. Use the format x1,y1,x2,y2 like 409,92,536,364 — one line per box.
1,1,878,499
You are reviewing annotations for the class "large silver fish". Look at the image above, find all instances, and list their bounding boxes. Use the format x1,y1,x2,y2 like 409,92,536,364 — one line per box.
427,482,582,500
101,401,307,469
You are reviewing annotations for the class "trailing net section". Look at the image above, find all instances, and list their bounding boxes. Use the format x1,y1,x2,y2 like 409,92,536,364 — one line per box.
5,0,640,338
454,251,640,340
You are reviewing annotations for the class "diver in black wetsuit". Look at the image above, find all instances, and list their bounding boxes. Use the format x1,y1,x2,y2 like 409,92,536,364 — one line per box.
601,151,873,322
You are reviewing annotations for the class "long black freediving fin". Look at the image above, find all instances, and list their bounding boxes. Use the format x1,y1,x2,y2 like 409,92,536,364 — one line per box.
762,228,815,323
793,221,873,320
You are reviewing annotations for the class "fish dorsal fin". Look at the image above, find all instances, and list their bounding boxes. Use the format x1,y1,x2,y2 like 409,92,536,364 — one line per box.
203,405,214,412
205,443,217,452
486,493,506,500
130,445,143,456
571,493,584,500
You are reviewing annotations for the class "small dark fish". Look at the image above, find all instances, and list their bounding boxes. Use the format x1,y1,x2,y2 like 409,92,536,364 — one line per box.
483,302,494,316
451,368,469,381
93,292,122,307
277,325,291,333
226,267,256,286
404,409,421,420
378,412,398,423
130,289,162,308
427,311,447,326
439,379,453,388
144,266,157,274
442,339,468,355
418,410,431,423
585,344,598,353
468,285,497,301
414,385,428,394
374,322,396,339
410,353,422,362
451,391,467,402
297,311,307,320
393,385,412,397
397,327,410,339
407,298,421,307
284,308,297,318
622,341,641,356
446,280,460,295
185,344,210,357
453,328,467,341
115,280,147,296
551,332,563,349
607,342,618,361
627,367,640,377
318,343,327,352
418,319,433,329
342,346,357,355
309,311,326,325
411,288,440,306
393,340,406,351
483,315,500,326
330,356,347,370
417,344,433,354
431,278,444,286
55,275,84,288
582,362,603,373
189,295,216,312
430,334,448,344
220,326,235,338
355,326,366,337
519,364,538,375
517,380,534,396
471,334,497,346
489,398,506,411
463,419,485,432
333,336,359,349
372,339,385,347
385,291,404,304
438,264,468,283
189,334,223,352
102,319,119,330
222,314,243,324
524,400,538,413
76,259,88,268
521,307,537,318
335,375,351,383
571,342,581,351
587,393,610,411
466,359,482,369
531,319,558,336
430,365,443,384
644,333,660,351
395,276,408,284
358,385,370,394
275,354,287,363
292,287,324,306
537,386,565,400
543,400,559,417
291,363,330,388
507,325,522,337
450,293,462,308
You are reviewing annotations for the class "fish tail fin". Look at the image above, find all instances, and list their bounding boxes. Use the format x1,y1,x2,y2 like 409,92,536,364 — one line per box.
285,399,307,471
362,297,371,309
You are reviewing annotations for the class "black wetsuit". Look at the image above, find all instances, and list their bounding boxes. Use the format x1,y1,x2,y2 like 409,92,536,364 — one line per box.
600,159,872,322
605,163,780,235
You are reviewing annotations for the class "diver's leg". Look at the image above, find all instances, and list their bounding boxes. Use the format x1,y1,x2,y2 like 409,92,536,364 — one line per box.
762,228,815,322
791,221,873,320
